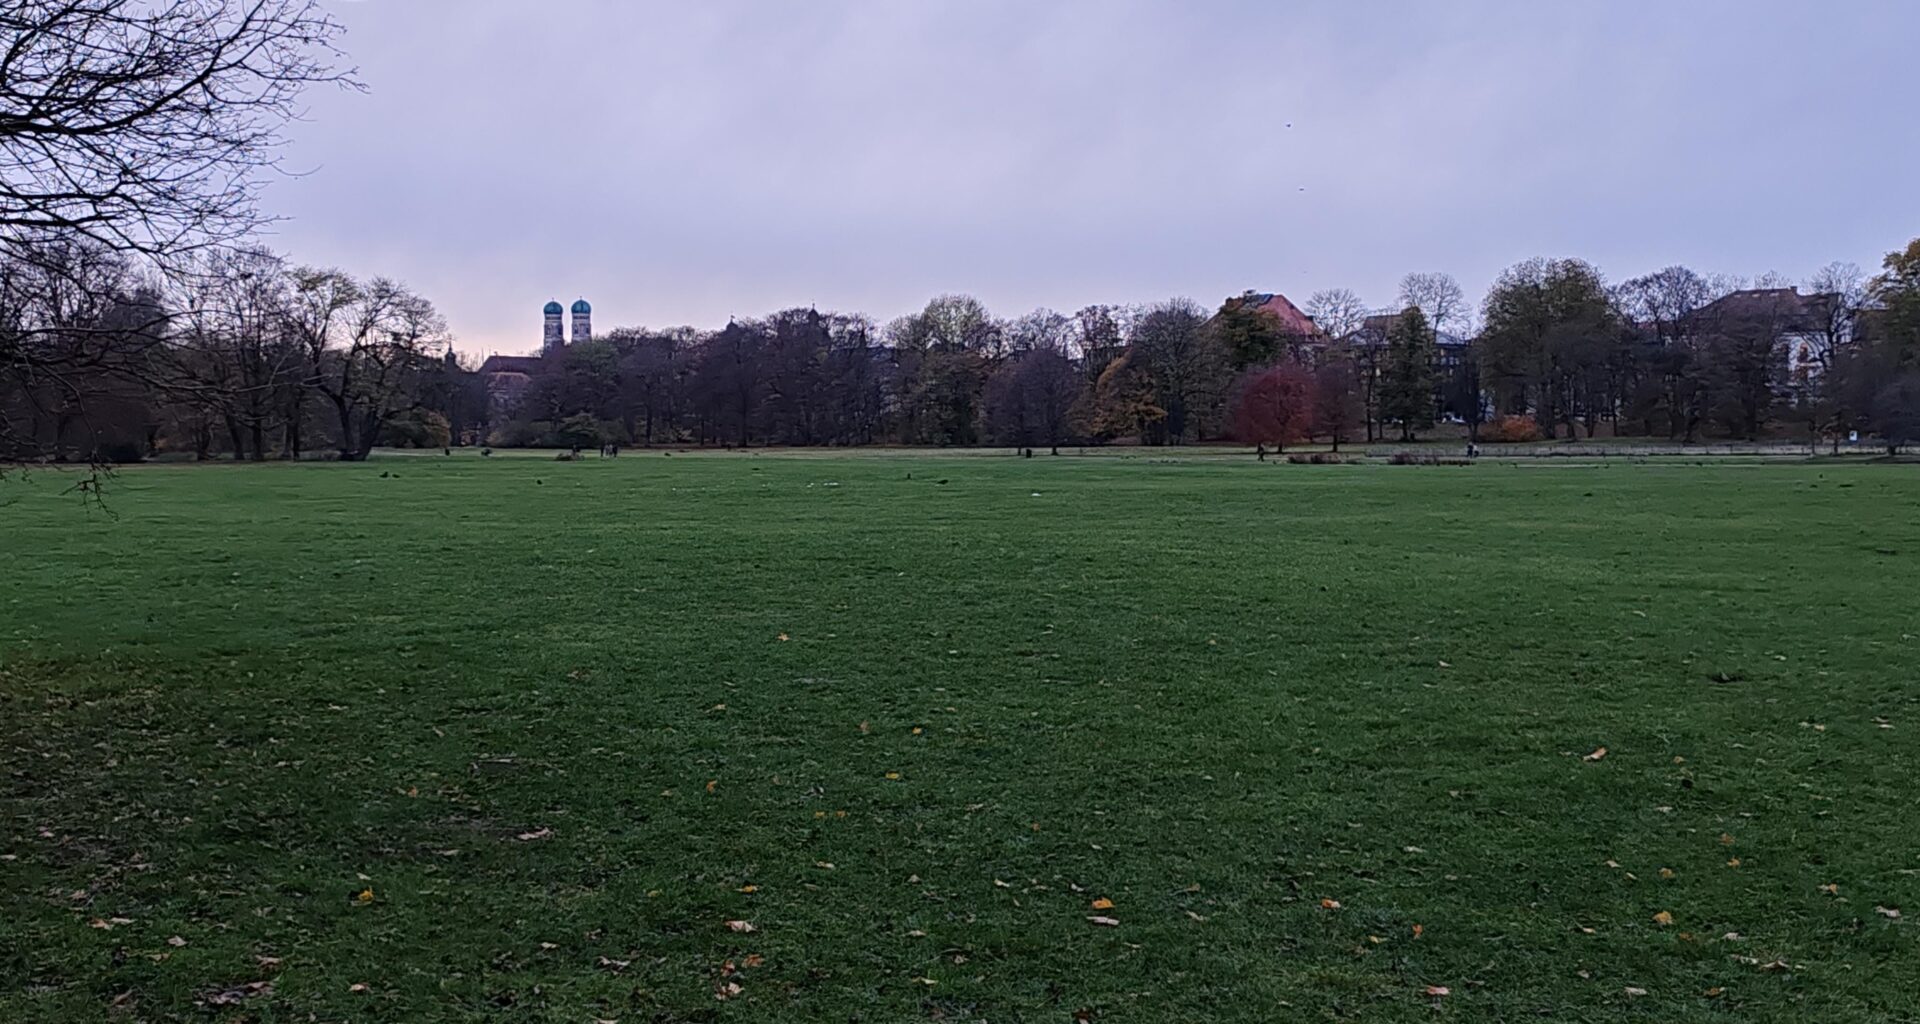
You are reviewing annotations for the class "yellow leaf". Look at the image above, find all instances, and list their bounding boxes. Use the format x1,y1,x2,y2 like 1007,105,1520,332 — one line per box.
738,885,758,894
1727,858,1741,868
1090,898,1114,910
356,888,374,904
1653,910,1674,926
1659,868,1675,879
706,779,718,793
885,772,901,780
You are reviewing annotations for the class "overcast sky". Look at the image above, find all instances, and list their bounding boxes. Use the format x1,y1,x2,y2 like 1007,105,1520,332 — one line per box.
275,0,1919,356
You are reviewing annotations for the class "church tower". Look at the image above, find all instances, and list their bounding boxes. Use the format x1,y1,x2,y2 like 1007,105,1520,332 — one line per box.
542,300,565,356
571,298,592,344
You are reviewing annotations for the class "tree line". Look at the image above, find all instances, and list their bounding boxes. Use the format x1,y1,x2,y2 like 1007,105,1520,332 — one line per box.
485,243,1920,454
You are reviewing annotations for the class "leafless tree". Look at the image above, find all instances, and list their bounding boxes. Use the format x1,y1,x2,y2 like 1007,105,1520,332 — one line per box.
1,238,166,472
284,268,447,460
1397,272,1467,338
1804,261,1866,373
0,0,353,265
1304,288,1367,340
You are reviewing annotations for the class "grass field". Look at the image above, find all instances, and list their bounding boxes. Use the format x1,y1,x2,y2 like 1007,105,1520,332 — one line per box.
3,453,1917,1022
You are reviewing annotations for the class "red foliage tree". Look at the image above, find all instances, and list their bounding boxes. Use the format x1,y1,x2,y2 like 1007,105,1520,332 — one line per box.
1231,362,1316,453
1311,357,1365,451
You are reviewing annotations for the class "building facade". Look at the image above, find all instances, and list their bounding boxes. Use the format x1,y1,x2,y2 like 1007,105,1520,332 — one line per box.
480,298,597,423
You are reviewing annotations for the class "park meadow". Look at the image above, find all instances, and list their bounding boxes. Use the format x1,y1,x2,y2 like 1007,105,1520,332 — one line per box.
3,451,1916,1022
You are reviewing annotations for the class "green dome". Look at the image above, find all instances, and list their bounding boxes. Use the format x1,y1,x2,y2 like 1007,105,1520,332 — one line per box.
571,299,592,315
543,300,564,315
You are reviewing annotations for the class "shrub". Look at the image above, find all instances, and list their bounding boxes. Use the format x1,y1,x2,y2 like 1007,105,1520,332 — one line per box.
1388,452,1470,466
92,440,147,464
1484,415,1542,443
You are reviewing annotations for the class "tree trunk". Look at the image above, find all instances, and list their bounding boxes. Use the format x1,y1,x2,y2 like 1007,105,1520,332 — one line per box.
224,415,247,460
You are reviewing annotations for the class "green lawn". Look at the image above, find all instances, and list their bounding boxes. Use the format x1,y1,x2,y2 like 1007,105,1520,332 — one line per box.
2,453,1916,1022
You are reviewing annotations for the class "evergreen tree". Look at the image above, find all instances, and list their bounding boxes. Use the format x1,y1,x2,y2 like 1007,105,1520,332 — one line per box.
1381,307,1437,441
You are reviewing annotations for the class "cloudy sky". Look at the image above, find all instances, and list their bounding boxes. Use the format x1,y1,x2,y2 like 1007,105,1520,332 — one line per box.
275,0,1918,356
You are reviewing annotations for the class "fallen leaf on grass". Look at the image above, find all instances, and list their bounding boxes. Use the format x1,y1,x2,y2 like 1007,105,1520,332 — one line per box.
1090,898,1114,910
348,983,369,994
356,887,375,904
1320,898,1341,910
1583,747,1608,762
199,981,272,1007
597,956,631,972
516,828,552,842
705,780,718,794
166,936,187,947
884,772,901,780
1819,883,1839,895
715,980,744,1000
1876,906,1902,919
737,885,758,894
1624,986,1648,997
1704,986,1725,997
1185,910,1208,922
776,634,789,642
1412,923,1424,938
1087,916,1120,927
1424,985,1450,997
1653,911,1674,926
1659,868,1676,879
1727,858,1741,868
741,953,765,968
725,920,757,933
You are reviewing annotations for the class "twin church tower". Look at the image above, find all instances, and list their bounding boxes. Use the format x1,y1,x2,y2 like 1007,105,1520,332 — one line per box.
542,299,592,357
